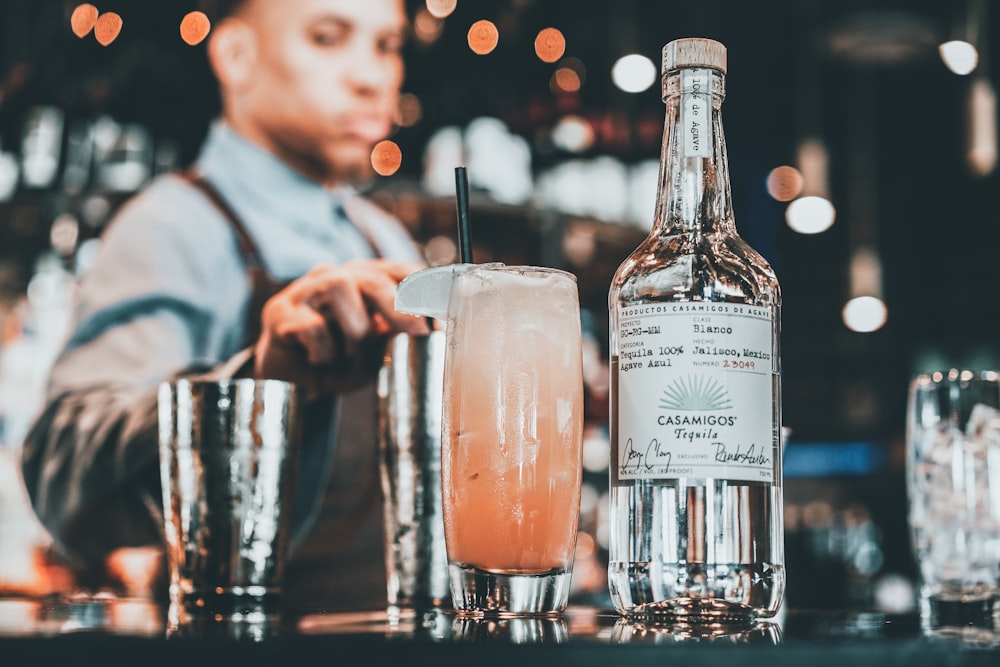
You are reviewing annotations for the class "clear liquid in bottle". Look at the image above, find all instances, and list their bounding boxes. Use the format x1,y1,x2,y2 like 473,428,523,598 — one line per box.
607,38,784,624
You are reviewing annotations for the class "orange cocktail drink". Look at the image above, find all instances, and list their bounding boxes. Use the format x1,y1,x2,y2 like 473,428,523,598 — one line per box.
440,265,584,615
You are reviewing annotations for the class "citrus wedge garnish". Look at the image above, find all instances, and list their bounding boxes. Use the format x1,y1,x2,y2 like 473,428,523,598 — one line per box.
395,263,476,320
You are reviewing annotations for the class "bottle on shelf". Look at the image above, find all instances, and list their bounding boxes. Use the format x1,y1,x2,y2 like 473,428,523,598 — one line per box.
607,37,784,624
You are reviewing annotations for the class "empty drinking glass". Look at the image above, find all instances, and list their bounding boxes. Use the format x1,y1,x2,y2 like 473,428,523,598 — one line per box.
906,369,1000,627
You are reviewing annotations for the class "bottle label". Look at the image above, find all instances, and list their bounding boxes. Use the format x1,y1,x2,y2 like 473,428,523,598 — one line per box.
681,68,712,158
615,302,775,483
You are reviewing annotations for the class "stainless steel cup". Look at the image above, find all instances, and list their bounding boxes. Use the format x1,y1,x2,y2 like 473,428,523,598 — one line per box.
157,379,302,618
377,331,450,612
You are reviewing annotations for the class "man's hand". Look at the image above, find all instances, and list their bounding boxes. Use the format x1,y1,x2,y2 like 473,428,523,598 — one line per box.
253,258,431,400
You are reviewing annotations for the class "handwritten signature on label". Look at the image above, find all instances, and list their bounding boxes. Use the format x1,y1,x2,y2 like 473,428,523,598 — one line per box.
621,438,672,473
620,438,772,475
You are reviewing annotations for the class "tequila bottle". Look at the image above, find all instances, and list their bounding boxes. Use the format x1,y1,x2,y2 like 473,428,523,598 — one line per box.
607,38,784,623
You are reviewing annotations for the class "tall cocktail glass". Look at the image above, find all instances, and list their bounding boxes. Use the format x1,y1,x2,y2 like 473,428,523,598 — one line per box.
440,265,584,616
906,369,1000,630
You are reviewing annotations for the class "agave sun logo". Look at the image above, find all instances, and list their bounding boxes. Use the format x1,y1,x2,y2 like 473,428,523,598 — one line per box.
659,375,732,411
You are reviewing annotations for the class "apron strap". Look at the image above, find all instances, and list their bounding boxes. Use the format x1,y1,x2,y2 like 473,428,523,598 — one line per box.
178,168,288,346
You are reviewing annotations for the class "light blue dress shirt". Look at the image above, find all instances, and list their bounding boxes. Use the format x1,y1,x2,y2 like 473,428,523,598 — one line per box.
20,121,421,572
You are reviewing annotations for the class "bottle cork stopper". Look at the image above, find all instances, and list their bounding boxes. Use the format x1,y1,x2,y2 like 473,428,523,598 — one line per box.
662,38,727,74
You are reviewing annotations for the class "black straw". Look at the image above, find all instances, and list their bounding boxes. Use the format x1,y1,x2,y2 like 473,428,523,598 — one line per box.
454,166,473,263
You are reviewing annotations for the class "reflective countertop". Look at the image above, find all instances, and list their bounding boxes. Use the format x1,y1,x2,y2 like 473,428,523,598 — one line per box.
1,597,998,667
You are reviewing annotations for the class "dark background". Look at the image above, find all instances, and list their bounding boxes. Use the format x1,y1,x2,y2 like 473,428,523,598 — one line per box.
1,0,997,607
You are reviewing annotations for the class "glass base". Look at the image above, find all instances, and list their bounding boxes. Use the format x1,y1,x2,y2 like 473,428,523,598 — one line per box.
621,597,761,626
921,591,998,629
448,564,571,617
611,617,782,644
451,616,569,642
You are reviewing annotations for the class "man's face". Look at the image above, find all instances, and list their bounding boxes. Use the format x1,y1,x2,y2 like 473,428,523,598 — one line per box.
238,0,406,185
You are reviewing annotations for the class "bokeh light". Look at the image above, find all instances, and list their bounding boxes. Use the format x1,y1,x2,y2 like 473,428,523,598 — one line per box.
581,427,610,473
766,165,804,202
579,483,599,516
842,296,888,333
424,235,459,266
611,53,657,93
395,93,423,128
467,20,499,55
551,57,586,94
50,214,79,256
94,12,123,46
575,531,596,559
425,0,457,19
180,11,211,46
371,140,402,176
785,195,836,234
551,115,595,153
70,4,98,38
413,9,444,44
939,40,978,76
552,68,581,93
967,78,997,177
534,28,566,63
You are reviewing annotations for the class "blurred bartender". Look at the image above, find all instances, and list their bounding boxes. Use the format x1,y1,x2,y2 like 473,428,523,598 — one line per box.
20,0,429,611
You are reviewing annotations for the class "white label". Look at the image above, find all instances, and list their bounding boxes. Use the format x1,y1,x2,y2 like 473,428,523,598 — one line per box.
616,303,775,483
681,68,712,158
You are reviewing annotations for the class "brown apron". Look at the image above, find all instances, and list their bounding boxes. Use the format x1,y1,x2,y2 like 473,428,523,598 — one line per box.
182,170,388,614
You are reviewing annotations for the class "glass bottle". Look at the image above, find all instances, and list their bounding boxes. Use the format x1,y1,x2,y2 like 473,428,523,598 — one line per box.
607,38,784,623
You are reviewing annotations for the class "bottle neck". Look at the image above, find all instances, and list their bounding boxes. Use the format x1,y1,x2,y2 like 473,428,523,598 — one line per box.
652,67,734,236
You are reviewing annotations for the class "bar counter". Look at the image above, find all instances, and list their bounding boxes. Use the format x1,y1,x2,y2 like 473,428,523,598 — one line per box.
2,597,998,666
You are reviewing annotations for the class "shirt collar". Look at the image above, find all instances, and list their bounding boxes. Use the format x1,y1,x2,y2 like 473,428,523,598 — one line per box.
193,120,356,240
